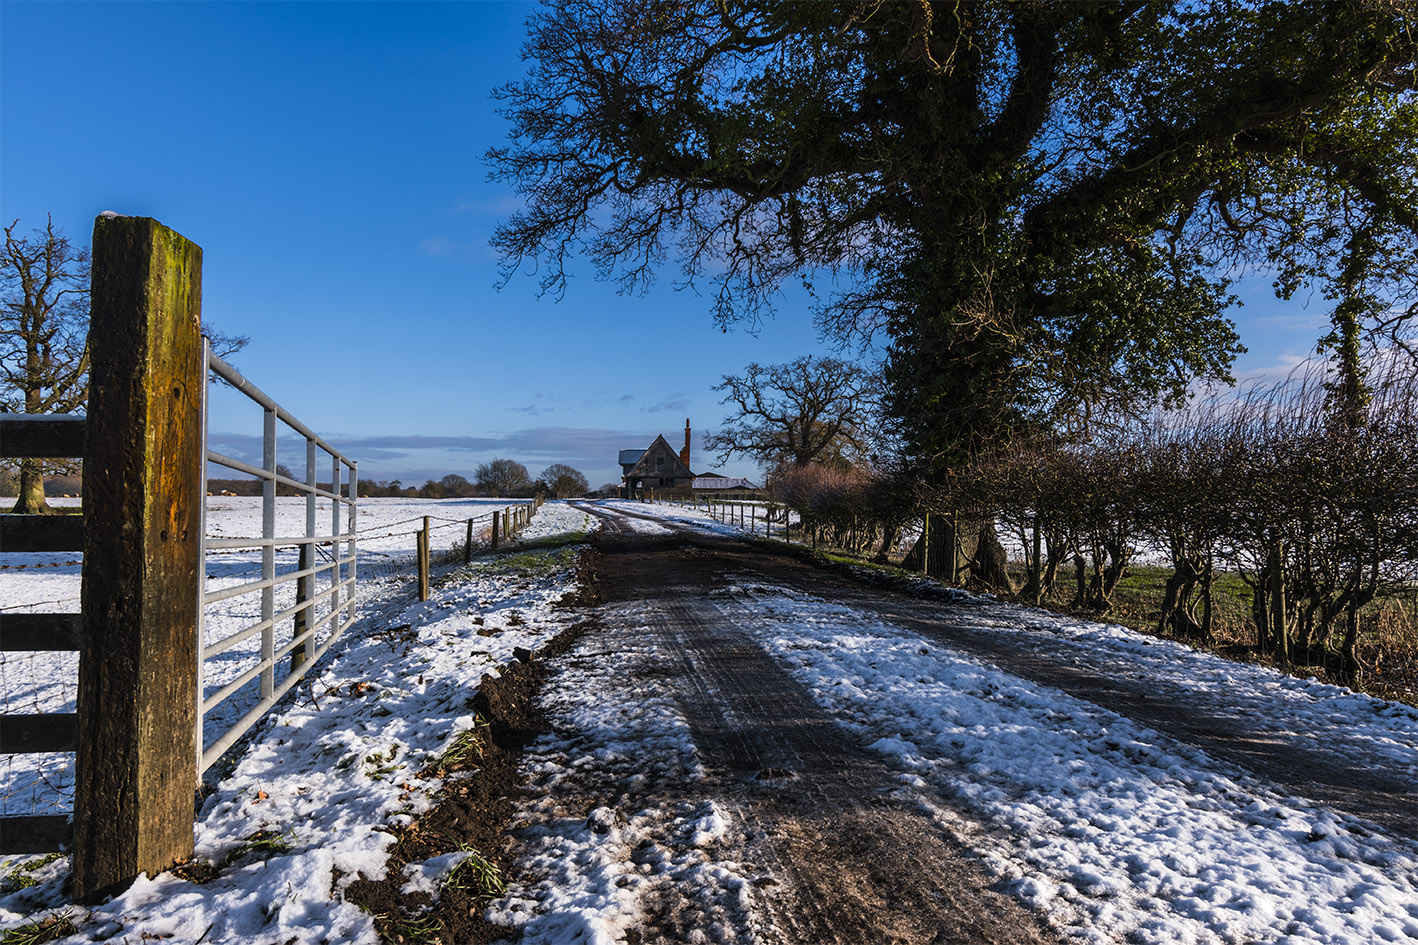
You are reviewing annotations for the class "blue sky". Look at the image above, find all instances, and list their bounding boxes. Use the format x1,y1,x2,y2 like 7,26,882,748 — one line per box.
1,1,1330,488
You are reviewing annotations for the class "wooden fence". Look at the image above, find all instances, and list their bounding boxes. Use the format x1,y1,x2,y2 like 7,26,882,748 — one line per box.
1,216,204,900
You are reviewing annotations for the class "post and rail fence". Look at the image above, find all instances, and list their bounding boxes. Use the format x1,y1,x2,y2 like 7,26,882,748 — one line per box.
634,488,958,574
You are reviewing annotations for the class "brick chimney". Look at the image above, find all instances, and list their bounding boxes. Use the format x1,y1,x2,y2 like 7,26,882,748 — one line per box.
680,418,692,468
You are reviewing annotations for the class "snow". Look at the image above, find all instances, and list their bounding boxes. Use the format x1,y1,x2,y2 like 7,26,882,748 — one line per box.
1,495,549,817
5,497,1417,944
707,576,1418,945
488,603,761,944
0,500,591,944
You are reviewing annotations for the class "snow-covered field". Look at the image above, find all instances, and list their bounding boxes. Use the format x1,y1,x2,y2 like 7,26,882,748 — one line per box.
1,496,535,818
0,499,591,943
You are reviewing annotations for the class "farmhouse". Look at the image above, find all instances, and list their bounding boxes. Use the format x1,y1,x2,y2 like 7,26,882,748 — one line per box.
620,420,696,495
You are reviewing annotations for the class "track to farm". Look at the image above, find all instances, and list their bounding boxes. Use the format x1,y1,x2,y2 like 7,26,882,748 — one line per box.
492,501,1418,944
521,504,1059,944
579,502,1417,841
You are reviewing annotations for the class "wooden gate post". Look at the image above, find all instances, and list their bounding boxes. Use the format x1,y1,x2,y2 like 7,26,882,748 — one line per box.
290,544,311,674
74,215,204,902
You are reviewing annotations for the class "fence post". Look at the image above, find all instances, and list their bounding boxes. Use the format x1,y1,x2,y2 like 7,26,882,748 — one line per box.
492,510,501,549
920,513,931,576
302,438,317,665
1031,512,1043,603
290,544,311,674
418,516,431,600
464,519,474,564
74,215,204,902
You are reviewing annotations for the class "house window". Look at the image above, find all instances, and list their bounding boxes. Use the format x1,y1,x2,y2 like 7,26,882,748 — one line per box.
656,456,664,472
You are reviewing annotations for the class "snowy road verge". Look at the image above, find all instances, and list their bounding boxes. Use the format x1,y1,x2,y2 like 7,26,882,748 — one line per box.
0,502,594,945
711,577,1418,945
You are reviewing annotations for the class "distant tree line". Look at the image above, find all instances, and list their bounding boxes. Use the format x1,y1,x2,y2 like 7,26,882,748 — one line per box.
353,460,588,499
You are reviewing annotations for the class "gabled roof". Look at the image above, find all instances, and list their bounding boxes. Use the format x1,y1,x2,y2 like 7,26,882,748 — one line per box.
626,434,694,480
618,449,645,467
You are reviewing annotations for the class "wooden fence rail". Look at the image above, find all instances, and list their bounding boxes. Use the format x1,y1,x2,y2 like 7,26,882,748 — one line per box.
0,417,86,851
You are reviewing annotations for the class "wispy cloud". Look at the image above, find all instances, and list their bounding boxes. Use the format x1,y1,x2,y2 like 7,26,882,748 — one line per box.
206,425,707,488
641,394,690,414
417,236,492,266
445,194,525,217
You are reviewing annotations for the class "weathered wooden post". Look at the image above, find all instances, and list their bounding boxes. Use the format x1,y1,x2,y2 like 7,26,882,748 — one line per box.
491,510,501,550
74,214,204,902
1031,512,1043,603
464,518,474,564
290,544,311,674
418,516,431,600
920,513,931,576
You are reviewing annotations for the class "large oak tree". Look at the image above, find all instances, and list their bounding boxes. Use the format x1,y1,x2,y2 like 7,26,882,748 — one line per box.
490,0,1417,473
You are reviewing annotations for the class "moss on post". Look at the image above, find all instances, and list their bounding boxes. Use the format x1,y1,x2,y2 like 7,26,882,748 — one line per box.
74,215,203,903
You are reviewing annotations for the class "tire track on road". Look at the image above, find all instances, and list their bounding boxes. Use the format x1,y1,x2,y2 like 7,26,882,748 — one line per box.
571,503,1060,944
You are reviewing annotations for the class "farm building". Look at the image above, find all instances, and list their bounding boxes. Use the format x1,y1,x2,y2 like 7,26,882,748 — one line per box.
692,476,759,491
620,420,696,495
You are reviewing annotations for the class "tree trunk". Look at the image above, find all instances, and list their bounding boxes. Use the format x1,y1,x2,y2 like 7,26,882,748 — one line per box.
873,523,900,564
11,458,51,514
971,523,1015,594
1340,603,1363,688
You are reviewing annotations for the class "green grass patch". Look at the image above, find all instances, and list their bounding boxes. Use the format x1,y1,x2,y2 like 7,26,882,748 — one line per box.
219,828,295,868
423,718,490,776
1,910,77,945
373,910,441,944
0,853,64,893
363,743,406,781
443,848,505,902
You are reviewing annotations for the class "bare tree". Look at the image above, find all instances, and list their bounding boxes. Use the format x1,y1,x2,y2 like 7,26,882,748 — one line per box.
440,473,474,497
706,356,879,470
1,217,90,513
538,463,588,498
2,216,251,513
475,458,531,496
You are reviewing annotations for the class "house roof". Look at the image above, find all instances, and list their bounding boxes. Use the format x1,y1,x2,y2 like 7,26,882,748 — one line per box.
692,476,759,490
625,434,694,480
618,449,645,467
